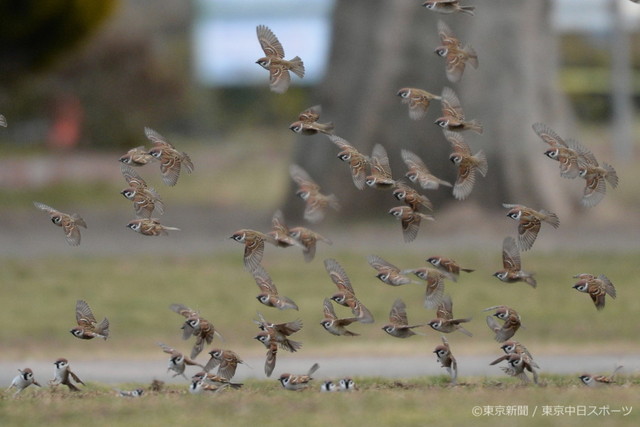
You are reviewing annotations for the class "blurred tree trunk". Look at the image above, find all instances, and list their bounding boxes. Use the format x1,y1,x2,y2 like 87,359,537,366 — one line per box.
284,0,573,223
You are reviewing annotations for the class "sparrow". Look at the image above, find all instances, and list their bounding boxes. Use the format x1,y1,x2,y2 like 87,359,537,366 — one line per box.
116,388,144,397
290,163,340,223
320,298,360,337
400,148,452,190
320,381,337,392
388,205,434,243
254,313,304,353
365,144,397,190
289,105,334,135
435,87,483,134
70,299,110,340
288,226,332,263
327,134,371,190
33,202,87,246
158,343,203,379
572,274,616,311
396,87,442,120
381,298,426,338
531,123,584,178
392,181,433,212
367,254,419,286
119,146,153,166
490,340,540,370
267,210,302,248
230,229,278,271
423,0,475,16
443,130,488,200
50,358,84,392
401,267,447,309
433,335,457,384
427,295,472,336
203,349,246,380
483,305,522,342
145,127,194,186
120,164,164,218
579,366,623,387
188,380,229,395
191,371,243,389
251,264,299,311
170,303,223,359
324,258,374,323
435,20,478,83
499,353,539,384
503,204,560,251
577,150,619,207
426,255,474,282
338,378,357,392
255,25,305,93
126,218,180,236
7,368,41,396
493,236,537,288
254,335,279,377
278,363,319,391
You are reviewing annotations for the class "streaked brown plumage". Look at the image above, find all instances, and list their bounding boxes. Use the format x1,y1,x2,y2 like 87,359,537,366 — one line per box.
290,164,340,223
493,236,537,288
230,229,277,271
443,130,488,200
70,299,109,340
119,146,153,166
577,149,618,207
255,25,305,93
436,20,478,83
320,298,360,336
203,349,246,380
396,87,441,120
388,205,434,243
402,267,448,310
367,254,419,286
531,123,584,179
433,335,457,383
381,298,426,338
324,258,374,323
254,312,304,353
426,255,474,281
436,87,483,134
392,181,433,212
328,135,371,190
289,105,334,135
120,164,164,218
400,148,452,190
503,204,559,251
126,218,180,236
145,127,194,186
365,144,397,190
33,202,87,246
158,342,203,379
267,210,302,248
169,303,222,359
572,274,616,311
427,295,472,336
278,363,319,391
251,264,299,311
484,305,522,342
288,226,332,262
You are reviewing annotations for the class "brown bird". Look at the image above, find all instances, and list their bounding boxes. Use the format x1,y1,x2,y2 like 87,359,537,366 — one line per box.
503,204,560,251
289,105,334,135
290,164,340,223
120,164,164,218
396,87,442,120
402,267,448,310
278,363,319,391
70,300,109,340
426,255,474,282
388,206,435,243
367,254,419,286
435,20,478,83
435,87,483,134
203,349,246,380
191,371,243,389
433,335,457,384
365,144,397,190
230,229,278,271
288,226,332,263
577,149,619,207
381,298,426,339
490,340,540,371
126,218,180,236
392,181,433,212
324,258,374,323
443,130,488,200
158,343,203,379
320,298,360,337
119,146,153,166
484,305,522,342
169,303,223,359
427,295,472,336
531,123,584,179
253,333,279,377
250,264,299,311
423,0,475,16
579,366,623,387
267,210,302,249
255,25,305,93
50,358,85,392
493,236,537,288
33,202,87,246
327,135,371,190
145,127,194,186
400,148,452,190
254,312,304,353
498,353,539,384
572,274,616,311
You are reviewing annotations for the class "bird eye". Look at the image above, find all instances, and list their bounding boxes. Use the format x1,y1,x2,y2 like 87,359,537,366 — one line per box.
398,90,409,98
393,190,406,200
436,120,448,128
378,273,389,281
290,125,301,133
435,48,447,57
337,153,351,161
296,190,310,200
51,216,62,224
449,154,461,164
578,168,587,177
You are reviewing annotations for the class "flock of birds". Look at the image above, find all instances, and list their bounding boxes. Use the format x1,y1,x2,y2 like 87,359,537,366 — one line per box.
5,1,629,397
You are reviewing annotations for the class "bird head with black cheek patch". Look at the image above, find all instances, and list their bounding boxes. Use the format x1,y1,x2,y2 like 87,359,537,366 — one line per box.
256,57,271,70
51,215,62,225
388,207,404,218
230,232,246,243
278,374,290,386
423,2,436,10
434,347,448,358
493,308,510,320
434,47,448,57
397,89,410,99
121,189,136,200
405,170,419,183
289,122,303,133
126,221,141,231
257,294,271,305
21,370,34,381
428,319,443,329
579,375,593,386
54,359,68,369
320,320,332,330
381,325,396,334
493,271,508,281
186,317,201,330
288,229,301,240
435,119,449,128
70,327,84,338
337,151,352,162
364,176,377,187
415,269,429,280
254,333,270,345
148,147,162,159
572,281,589,293
501,342,517,354
543,148,559,160
296,190,310,201
427,257,440,267
330,294,346,305
392,188,406,201
209,349,222,359
340,378,355,389
171,355,184,366
376,272,390,282
508,355,524,368
449,153,462,165
506,209,522,221
578,167,588,178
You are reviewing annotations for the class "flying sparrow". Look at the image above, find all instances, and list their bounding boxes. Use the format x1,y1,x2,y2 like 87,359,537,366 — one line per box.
499,353,539,384
267,210,302,248
119,146,153,166
278,363,319,391
577,150,619,207
503,204,560,251
70,299,109,340
7,368,41,397
427,295,472,336
116,388,144,397
388,205,435,243
50,358,84,392
433,335,457,384
327,134,371,190
435,87,483,134
443,130,488,200
435,20,478,83
400,148,452,190
289,105,334,135
365,144,397,190
483,305,522,342
33,202,87,246
338,378,357,392
254,334,279,377
191,371,243,389
423,0,475,16
402,267,447,309
493,236,537,288
158,343,203,379
531,123,583,178
324,258,375,323
367,254,419,286
320,381,337,392
320,298,360,336
120,164,164,218
170,303,223,359
188,379,229,394
203,348,246,380
126,218,180,236
396,87,442,120
579,366,623,387
392,181,433,212
255,25,305,93
251,264,299,311
145,127,194,186
230,229,278,271
572,274,616,311
490,340,540,370
254,313,304,353
290,164,340,223
381,298,426,338
426,255,474,282
288,226,332,263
